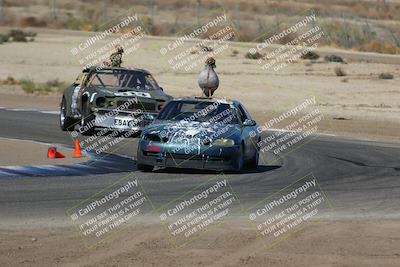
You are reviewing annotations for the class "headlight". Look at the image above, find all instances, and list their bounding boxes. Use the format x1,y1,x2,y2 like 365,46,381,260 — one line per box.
212,139,235,147
95,97,106,107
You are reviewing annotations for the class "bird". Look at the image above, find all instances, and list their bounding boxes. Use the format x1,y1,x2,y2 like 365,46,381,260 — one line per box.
198,57,219,97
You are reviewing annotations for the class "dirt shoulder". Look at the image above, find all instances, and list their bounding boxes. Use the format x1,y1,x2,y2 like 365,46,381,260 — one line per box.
0,137,88,166
0,219,399,267
0,92,60,111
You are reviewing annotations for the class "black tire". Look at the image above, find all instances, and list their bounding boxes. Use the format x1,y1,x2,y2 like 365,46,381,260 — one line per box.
248,139,260,169
137,163,153,172
248,149,259,169
60,97,75,131
234,144,245,173
80,100,96,136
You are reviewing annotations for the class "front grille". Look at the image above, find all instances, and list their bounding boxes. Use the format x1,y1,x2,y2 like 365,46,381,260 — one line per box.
208,155,231,161
166,153,203,160
166,153,231,161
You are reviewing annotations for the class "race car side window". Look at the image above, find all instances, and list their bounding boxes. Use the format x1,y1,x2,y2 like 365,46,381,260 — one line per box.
237,104,248,123
74,72,89,87
73,74,83,86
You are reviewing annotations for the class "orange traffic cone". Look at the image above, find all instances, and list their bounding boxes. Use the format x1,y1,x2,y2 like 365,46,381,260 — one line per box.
47,147,56,159
73,139,83,158
55,151,66,158
47,147,65,159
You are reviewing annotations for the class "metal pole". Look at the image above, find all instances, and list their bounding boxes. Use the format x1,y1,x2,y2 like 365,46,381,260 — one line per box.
342,13,350,48
0,0,4,21
51,0,57,20
364,19,372,41
275,14,280,32
388,29,400,47
310,9,316,29
150,0,155,23
196,0,201,27
235,3,240,30
103,0,107,19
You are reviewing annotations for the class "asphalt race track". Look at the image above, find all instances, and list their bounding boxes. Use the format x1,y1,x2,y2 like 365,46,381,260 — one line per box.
0,109,399,225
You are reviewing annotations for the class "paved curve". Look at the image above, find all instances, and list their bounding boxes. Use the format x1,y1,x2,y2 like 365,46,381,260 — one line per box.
0,109,399,225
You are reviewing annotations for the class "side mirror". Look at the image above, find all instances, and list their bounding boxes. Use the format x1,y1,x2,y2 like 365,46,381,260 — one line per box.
243,119,256,127
160,87,164,91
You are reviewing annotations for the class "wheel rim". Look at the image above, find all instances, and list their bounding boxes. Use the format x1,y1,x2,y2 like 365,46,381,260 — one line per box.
60,100,66,126
81,104,86,126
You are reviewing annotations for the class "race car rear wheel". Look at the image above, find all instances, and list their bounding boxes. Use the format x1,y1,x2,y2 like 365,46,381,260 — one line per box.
137,163,153,172
60,97,75,131
80,101,96,136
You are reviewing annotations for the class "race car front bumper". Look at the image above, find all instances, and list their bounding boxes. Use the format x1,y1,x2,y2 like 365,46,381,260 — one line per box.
137,142,241,171
93,110,157,131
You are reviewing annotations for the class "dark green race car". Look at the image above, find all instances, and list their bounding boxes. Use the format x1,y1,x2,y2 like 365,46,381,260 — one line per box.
137,97,261,172
60,67,171,135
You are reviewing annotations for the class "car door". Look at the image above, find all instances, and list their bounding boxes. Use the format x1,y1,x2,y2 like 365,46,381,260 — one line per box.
76,71,91,115
236,104,258,159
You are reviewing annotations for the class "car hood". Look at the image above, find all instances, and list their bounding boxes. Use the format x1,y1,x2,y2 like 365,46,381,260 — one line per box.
143,120,241,145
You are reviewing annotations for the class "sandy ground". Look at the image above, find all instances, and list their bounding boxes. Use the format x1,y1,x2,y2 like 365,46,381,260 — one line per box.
0,91,60,111
0,28,399,142
0,219,399,267
0,137,88,166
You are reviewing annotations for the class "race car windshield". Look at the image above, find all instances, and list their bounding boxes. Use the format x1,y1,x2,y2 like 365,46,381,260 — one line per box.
86,70,160,90
158,101,240,124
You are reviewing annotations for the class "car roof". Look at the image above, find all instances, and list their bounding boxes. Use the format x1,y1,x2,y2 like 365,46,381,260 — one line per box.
84,66,151,75
171,97,239,106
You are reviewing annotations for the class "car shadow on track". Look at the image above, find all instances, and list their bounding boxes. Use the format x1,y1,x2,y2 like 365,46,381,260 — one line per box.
148,165,281,175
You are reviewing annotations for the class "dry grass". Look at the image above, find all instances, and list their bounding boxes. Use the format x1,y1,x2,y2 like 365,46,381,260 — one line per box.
245,51,263,60
362,40,400,55
378,72,394,79
17,79,67,94
334,66,347,77
1,0,400,55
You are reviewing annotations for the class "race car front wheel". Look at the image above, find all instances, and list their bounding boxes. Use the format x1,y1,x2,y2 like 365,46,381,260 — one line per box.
248,138,260,169
248,150,259,169
235,144,245,173
60,97,75,131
